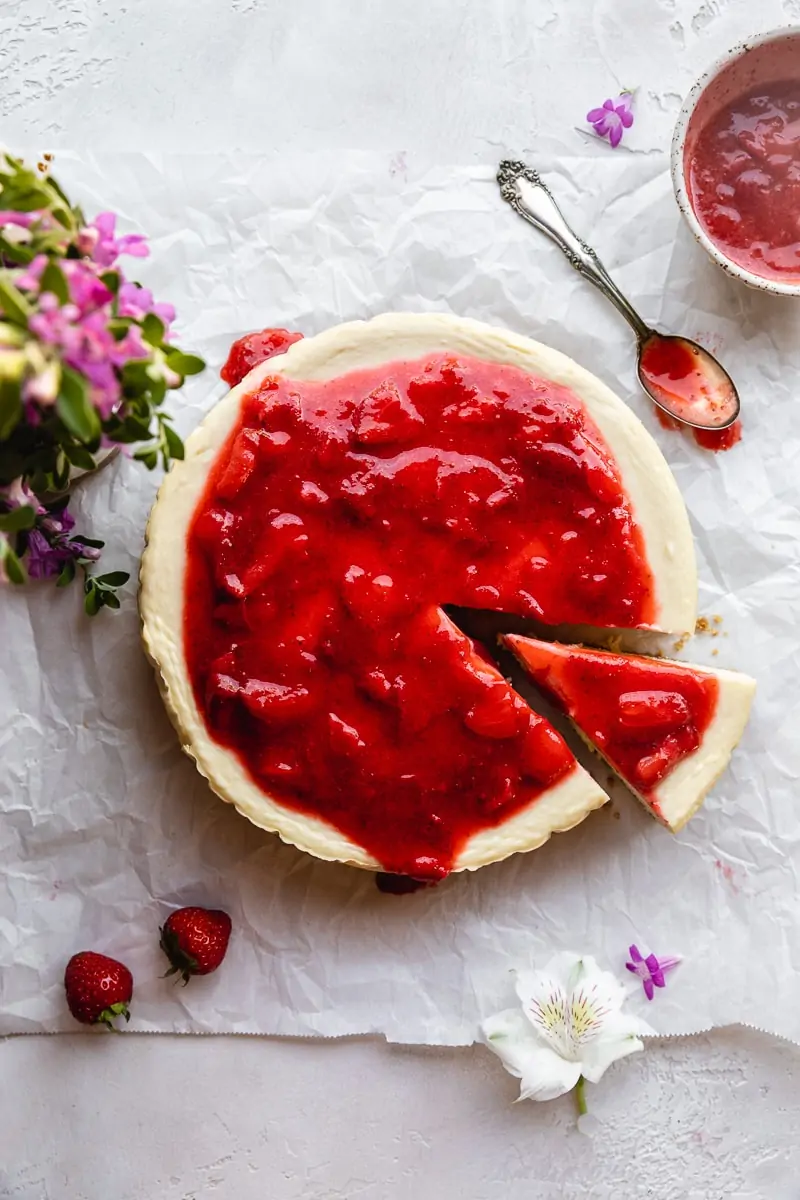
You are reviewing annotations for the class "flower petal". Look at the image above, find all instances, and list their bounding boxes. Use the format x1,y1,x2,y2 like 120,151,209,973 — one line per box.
580,1030,644,1083
516,951,586,1006
643,977,654,1000
628,944,644,964
481,1007,541,1079
485,1006,582,1101
608,122,624,148
586,107,609,123
518,1045,582,1102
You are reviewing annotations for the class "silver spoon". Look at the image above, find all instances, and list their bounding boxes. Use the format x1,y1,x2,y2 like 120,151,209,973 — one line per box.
497,160,740,432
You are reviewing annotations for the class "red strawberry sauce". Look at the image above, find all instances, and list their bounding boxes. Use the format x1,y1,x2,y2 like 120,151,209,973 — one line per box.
185,348,656,875
507,637,718,810
221,328,304,386
640,336,741,453
688,79,800,282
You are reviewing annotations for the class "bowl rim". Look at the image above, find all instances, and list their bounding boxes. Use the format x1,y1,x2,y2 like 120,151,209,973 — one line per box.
671,24,800,297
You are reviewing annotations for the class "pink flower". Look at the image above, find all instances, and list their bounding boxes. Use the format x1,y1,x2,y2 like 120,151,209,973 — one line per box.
0,210,53,230
587,93,634,149
61,259,113,313
78,211,149,268
625,945,681,1001
26,504,101,580
117,280,175,326
16,254,48,293
28,293,148,419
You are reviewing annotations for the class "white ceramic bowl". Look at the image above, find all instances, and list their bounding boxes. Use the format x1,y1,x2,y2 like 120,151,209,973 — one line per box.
671,26,800,297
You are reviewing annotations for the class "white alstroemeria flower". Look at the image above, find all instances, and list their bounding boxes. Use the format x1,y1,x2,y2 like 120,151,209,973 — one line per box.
481,952,651,1102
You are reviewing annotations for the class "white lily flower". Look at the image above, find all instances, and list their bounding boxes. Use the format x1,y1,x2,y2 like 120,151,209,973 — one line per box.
481,951,651,1102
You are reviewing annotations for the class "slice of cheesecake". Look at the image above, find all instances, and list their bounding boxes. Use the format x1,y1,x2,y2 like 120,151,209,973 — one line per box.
504,634,755,831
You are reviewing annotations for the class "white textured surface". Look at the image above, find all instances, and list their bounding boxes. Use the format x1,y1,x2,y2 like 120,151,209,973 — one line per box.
3,1030,800,1199
4,0,800,1195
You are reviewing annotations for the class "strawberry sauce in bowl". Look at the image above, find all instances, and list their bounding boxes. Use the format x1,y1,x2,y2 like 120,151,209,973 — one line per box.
672,28,800,295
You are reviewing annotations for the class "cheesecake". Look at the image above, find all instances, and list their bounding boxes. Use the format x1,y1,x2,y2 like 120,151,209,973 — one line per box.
140,313,699,875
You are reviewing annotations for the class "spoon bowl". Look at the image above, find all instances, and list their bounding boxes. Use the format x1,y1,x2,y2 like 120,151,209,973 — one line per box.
637,332,740,430
497,160,742,434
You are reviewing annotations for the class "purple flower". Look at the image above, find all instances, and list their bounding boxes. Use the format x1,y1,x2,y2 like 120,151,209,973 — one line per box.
0,209,55,232
61,259,113,314
28,291,148,419
117,280,175,327
16,253,48,293
625,944,681,1001
587,92,634,149
25,504,101,579
2,478,42,512
78,211,149,268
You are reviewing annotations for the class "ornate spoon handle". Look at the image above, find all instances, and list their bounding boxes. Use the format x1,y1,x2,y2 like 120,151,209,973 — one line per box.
497,160,651,343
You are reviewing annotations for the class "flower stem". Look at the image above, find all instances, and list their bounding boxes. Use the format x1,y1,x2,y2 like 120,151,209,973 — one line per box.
575,1076,588,1117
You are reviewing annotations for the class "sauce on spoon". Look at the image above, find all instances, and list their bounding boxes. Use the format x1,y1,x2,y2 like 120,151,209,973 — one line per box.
639,333,741,452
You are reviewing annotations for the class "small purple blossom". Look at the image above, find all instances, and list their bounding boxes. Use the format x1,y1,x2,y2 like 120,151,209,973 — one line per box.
0,210,38,229
16,253,48,293
78,211,149,267
117,280,175,327
587,92,634,149
626,944,681,1001
2,477,42,511
25,504,101,579
61,259,113,313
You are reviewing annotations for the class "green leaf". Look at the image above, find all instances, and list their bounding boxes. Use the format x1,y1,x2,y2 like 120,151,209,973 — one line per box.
163,350,205,377
0,377,22,439
53,449,70,491
121,361,154,391
0,239,34,266
163,424,184,461
96,571,129,587
0,538,27,584
56,558,76,587
0,273,33,324
0,504,36,532
39,261,69,305
133,447,158,470
56,368,101,444
65,442,97,471
84,581,101,616
100,590,120,610
108,317,133,342
148,375,167,408
100,271,120,295
74,535,104,549
141,313,165,348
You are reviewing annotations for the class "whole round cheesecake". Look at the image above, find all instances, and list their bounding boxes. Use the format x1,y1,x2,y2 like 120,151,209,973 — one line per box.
140,313,697,876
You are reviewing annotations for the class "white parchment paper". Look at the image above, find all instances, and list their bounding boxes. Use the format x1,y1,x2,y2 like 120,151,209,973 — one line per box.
1,150,798,1044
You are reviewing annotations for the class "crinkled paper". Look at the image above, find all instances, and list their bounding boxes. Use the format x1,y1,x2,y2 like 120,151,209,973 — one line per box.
1,150,797,1044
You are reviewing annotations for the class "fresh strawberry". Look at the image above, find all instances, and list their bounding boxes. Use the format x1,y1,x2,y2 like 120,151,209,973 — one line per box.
160,906,232,984
64,951,133,1029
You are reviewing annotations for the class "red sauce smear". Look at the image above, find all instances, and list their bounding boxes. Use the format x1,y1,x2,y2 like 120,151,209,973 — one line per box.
185,349,656,875
688,79,800,282
639,335,739,450
653,403,742,453
221,328,304,386
505,635,719,809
